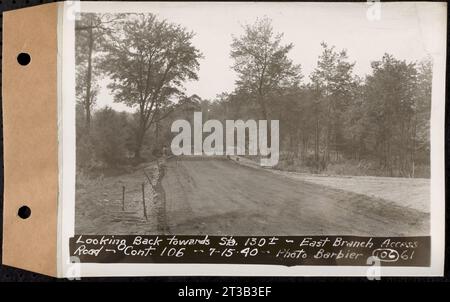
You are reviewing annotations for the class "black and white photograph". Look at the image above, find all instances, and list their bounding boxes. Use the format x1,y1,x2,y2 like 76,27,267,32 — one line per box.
59,1,446,276
74,2,434,236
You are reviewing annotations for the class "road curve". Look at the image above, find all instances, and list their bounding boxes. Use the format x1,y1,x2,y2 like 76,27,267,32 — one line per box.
160,158,429,236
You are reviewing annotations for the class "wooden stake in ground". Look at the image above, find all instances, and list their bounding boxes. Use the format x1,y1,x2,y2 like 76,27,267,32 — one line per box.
122,186,125,211
142,183,148,221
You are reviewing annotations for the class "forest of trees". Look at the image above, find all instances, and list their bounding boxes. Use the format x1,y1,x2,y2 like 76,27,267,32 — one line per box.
76,14,432,178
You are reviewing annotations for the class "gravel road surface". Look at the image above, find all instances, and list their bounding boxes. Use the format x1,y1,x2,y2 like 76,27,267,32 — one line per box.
161,158,429,236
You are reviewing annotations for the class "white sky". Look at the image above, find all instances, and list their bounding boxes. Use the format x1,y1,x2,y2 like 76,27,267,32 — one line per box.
79,2,446,112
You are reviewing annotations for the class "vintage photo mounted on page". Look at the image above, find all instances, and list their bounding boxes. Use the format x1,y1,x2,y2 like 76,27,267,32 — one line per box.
59,1,446,277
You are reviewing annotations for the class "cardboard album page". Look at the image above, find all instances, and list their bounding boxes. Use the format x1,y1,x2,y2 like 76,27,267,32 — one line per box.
2,3,58,277
2,2,447,278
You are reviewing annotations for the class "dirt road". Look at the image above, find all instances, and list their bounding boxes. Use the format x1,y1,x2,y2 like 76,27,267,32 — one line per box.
161,158,429,236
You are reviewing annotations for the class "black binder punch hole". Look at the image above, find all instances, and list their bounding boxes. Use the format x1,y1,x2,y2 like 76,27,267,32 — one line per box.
16,52,32,220
17,52,31,65
17,206,31,219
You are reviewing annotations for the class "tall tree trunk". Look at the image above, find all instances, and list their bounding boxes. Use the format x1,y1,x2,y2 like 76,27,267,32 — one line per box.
315,118,320,170
257,93,267,119
411,113,417,178
324,103,332,165
154,109,160,150
323,119,331,166
387,138,393,177
84,27,94,133
134,110,147,160
258,95,271,148
301,136,308,161
134,128,145,160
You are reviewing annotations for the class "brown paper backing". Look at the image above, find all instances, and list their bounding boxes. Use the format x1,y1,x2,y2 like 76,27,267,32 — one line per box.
2,3,59,277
